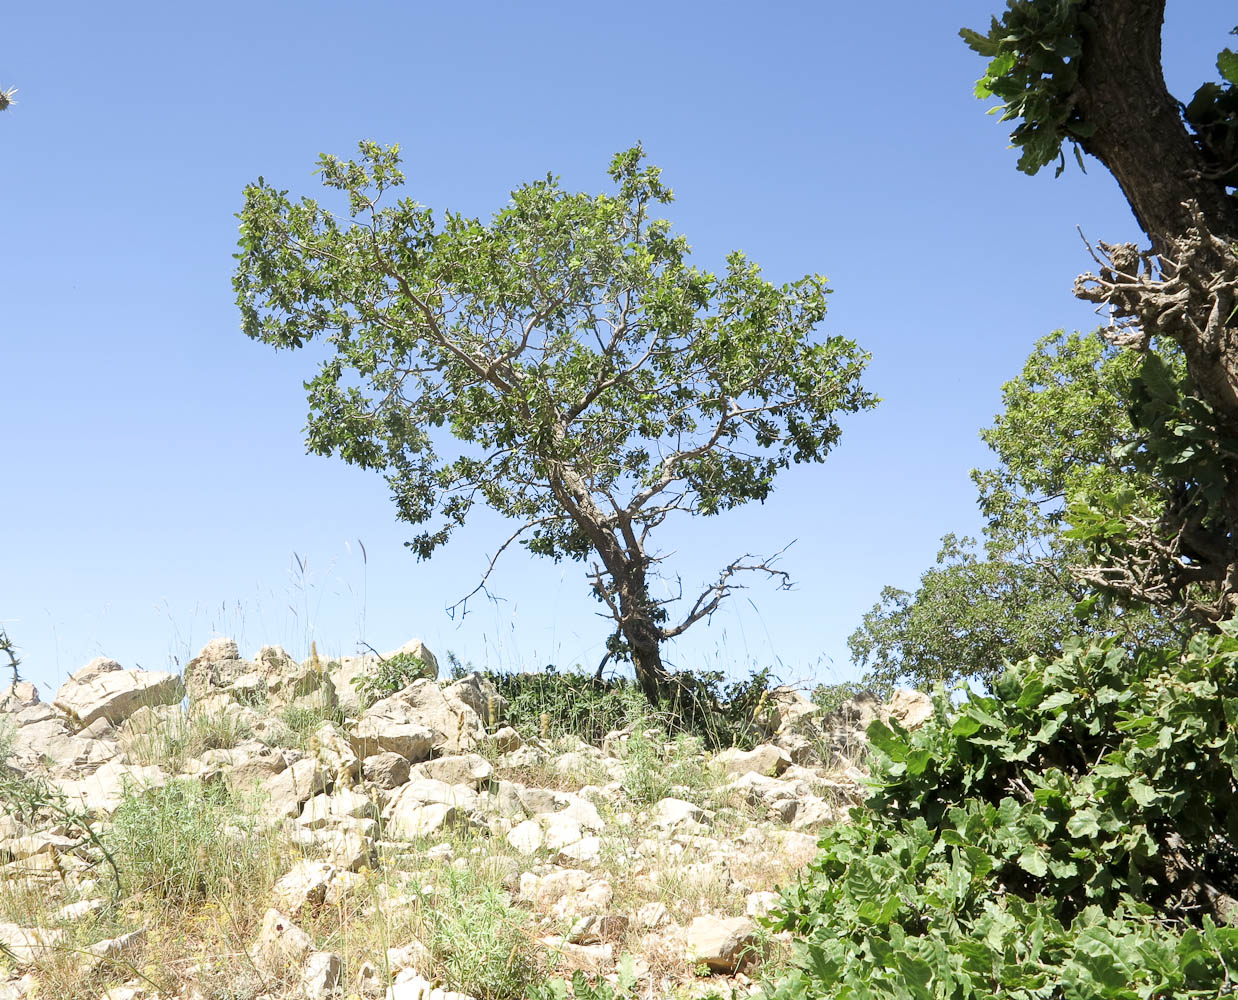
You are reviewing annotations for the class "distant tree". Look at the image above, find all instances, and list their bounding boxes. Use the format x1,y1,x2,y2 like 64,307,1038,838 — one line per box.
963,4,1238,623
850,331,1185,691
234,144,875,708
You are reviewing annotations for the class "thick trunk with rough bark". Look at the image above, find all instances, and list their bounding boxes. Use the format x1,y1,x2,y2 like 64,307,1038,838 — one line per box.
1074,0,1238,422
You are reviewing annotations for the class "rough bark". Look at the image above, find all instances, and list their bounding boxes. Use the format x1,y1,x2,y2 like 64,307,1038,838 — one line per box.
1073,0,1238,422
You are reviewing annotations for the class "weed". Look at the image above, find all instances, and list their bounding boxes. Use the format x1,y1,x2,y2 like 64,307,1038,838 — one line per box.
106,778,282,902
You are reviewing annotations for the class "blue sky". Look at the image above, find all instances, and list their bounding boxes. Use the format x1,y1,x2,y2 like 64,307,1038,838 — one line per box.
2,2,1232,697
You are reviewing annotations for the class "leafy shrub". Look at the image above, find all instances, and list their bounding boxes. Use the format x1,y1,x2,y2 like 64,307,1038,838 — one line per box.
350,651,432,707
769,626,1238,999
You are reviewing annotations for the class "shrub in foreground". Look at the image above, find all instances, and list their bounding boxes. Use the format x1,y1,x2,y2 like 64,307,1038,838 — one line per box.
769,626,1238,998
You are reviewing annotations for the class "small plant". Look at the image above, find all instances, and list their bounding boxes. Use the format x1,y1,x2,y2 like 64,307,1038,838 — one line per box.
266,702,345,751
403,864,540,1000
350,651,432,708
107,778,278,902
530,954,640,1000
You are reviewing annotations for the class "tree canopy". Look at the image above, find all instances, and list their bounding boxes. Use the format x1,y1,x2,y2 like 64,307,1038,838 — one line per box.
234,144,875,706
849,331,1183,692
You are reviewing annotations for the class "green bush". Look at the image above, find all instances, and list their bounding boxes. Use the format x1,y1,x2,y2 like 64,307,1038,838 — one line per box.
769,626,1238,999
350,651,433,707
481,664,776,750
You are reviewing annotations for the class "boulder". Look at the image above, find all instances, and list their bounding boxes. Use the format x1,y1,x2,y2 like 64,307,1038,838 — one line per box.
0,682,39,713
248,908,313,978
256,758,326,823
53,658,183,728
418,753,493,789
182,639,257,703
887,687,935,730
684,915,760,973
713,744,792,778
256,645,337,713
443,673,506,727
301,950,342,999
53,760,167,816
350,692,437,761
363,751,411,788
272,860,337,916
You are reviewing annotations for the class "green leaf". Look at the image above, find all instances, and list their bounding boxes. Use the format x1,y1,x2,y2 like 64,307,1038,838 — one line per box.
1218,47,1238,85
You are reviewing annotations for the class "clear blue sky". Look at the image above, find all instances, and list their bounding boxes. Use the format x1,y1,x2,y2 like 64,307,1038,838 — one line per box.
2,2,1231,697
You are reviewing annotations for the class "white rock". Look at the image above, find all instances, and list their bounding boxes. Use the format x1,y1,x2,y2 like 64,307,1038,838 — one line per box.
648,797,710,829
249,908,313,978
684,915,760,973
418,753,493,789
506,819,544,855
273,860,337,916
714,744,792,778
300,949,342,998
53,658,183,728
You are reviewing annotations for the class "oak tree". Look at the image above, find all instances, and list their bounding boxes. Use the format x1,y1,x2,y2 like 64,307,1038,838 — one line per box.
234,144,874,707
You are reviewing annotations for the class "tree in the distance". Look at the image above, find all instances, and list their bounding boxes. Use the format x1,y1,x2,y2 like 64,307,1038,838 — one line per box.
235,144,875,707
850,331,1185,691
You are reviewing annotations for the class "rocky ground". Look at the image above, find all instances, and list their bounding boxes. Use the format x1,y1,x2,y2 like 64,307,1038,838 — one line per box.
0,639,932,1000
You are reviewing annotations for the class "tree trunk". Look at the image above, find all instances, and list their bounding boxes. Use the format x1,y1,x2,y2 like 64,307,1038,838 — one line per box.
1074,0,1238,422
617,570,673,707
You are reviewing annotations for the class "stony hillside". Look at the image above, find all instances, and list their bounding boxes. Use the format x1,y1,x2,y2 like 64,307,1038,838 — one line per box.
0,640,932,1000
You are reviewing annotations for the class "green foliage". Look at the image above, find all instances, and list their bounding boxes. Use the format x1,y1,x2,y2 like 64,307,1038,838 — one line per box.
960,0,1089,175
851,332,1183,691
350,651,433,708
619,726,710,806
849,533,1081,693
485,666,649,746
107,779,268,901
235,143,874,702
809,680,871,716
483,663,775,750
407,864,539,1000
1184,27,1238,192
770,628,1238,999
529,955,642,1000
266,701,346,751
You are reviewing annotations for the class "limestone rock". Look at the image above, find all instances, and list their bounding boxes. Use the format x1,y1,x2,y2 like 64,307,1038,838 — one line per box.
0,923,62,962
684,914,760,973
53,760,167,816
443,672,506,726
648,797,711,829
249,908,313,978
53,658,183,728
363,751,411,788
272,860,337,916
257,758,326,823
351,694,436,761
418,753,492,789
256,645,338,713
0,682,39,713
714,744,792,778
886,687,935,730
301,950,342,999
385,801,472,840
